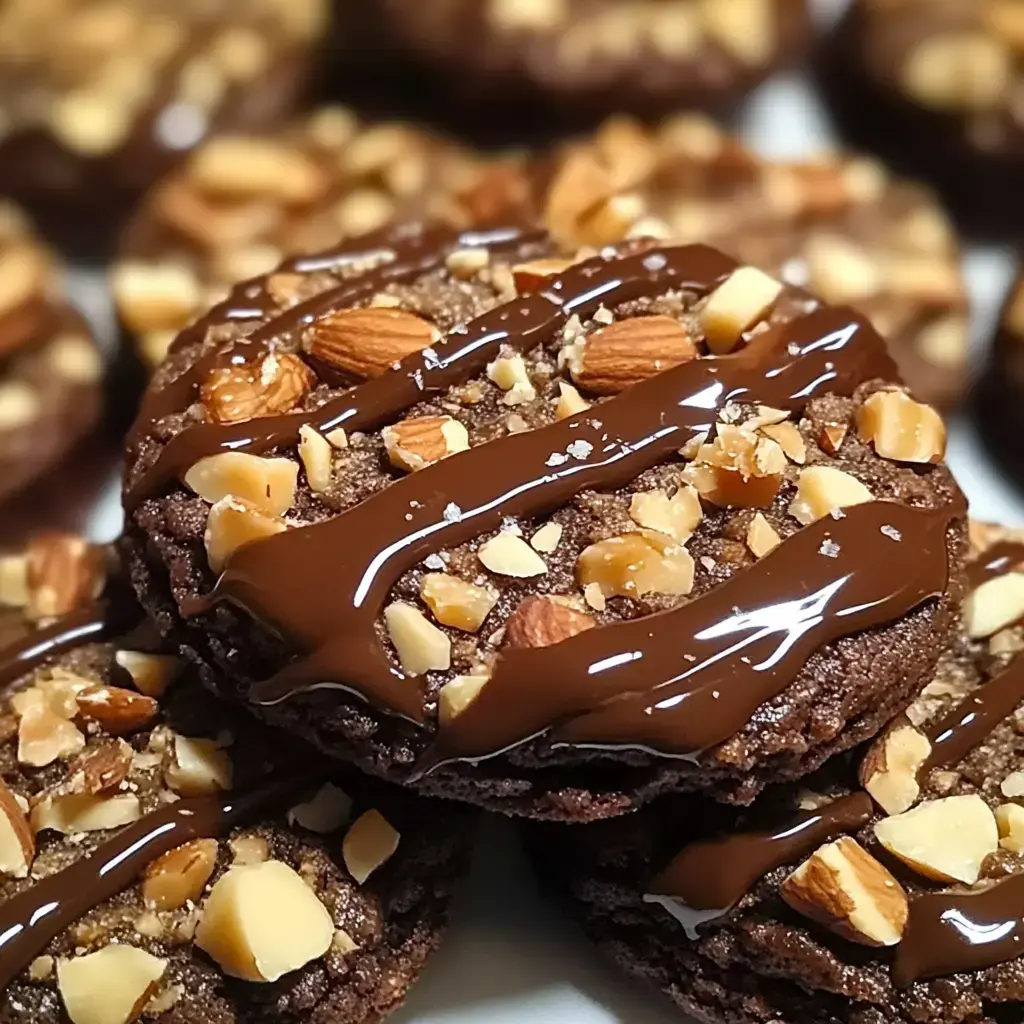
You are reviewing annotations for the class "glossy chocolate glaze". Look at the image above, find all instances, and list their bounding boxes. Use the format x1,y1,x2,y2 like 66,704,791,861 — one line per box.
643,793,872,938
966,539,1024,589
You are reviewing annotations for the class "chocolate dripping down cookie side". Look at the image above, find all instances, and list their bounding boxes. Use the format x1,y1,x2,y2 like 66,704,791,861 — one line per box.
122,222,967,796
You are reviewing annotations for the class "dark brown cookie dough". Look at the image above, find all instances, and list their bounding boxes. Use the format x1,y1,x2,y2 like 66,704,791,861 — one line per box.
526,521,1024,1024
113,108,488,372
379,0,810,123
818,0,1024,238
0,531,473,1024
0,203,103,505
121,223,967,821
0,0,328,255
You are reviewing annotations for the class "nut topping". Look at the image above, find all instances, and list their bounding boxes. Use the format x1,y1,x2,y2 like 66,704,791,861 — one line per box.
201,352,313,425
857,390,946,464
195,860,334,982
184,452,298,517
629,485,702,542
113,651,182,698
143,839,219,911
788,466,873,526
25,533,104,621
438,674,489,724
512,258,576,293
760,421,806,464
682,425,785,508
745,512,781,558
420,573,497,632
298,425,333,493
18,704,85,767
76,686,159,736
874,795,999,884
382,415,469,472
342,809,400,884
287,783,352,834
477,532,548,577
818,423,848,456
63,739,134,796
577,530,694,600
503,595,596,649
204,498,287,574
384,602,452,675
781,837,908,947
165,735,233,796
699,266,783,354
31,793,141,835
963,572,1024,639
306,307,440,380
997,803,1024,854
57,945,168,1024
0,777,34,878
859,722,932,815
554,381,590,420
530,522,564,553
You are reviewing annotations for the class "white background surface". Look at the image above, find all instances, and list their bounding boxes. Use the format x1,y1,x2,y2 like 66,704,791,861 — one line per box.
63,0,1024,1020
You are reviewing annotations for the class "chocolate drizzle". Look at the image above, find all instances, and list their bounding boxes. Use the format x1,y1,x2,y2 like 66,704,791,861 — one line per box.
966,539,1024,589
644,793,872,938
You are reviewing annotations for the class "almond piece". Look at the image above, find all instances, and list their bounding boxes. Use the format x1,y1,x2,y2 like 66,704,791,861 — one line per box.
306,307,440,380
819,423,848,456
31,793,141,835
382,415,469,472
996,803,1024,853
569,316,696,395
298,425,333,493
63,740,134,796
184,452,298,516
804,234,882,305
114,651,183,698
964,572,1024,638
487,353,536,404
200,353,314,424
503,595,596,649
342,809,400,884
57,945,167,1024
857,391,946,464
701,0,774,66
901,33,1010,111
629,486,702,543
384,602,452,675
530,522,564,553
788,466,873,525
699,267,783,354
746,512,782,558
0,777,34,877
205,498,287,573
18,705,85,767
165,735,233,796
143,839,219,911
577,531,694,599
477,532,548,577
781,837,908,947
195,860,334,982
76,686,159,736
512,258,575,294
111,260,202,334
287,783,352,834
874,795,998,884
25,532,105,621
438,674,489,724
555,381,590,420
0,553,28,607
760,421,806,464
682,425,785,509
860,722,932,815
420,573,497,632
188,138,326,201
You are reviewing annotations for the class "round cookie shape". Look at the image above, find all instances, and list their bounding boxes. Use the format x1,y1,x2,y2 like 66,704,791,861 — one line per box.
0,202,104,506
0,531,472,1024
819,0,1024,237
121,223,967,821
0,0,328,254
380,0,810,122
526,521,1024,1024
113,108,487,372
468,114,969,409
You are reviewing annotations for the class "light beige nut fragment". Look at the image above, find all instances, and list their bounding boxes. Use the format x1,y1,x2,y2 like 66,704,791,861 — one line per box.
996,803,1024,853
342,809,400,884
287,783,352,834
746,512,781,558
51,91,132,156
555,381,590,420
382,415,469,472
204,498,288,574
326,427,349,449
699,267,783,354
577,531,694,599
31,793,141,835
788,466,873,525
857,391,946,464
530,522,563,553
114,651,183,698
201,353,314,425
48,335,103,384
780,837,908,947
332,929,359,954
0,554,28,607
18,706,85,767
29,956,53,981
682,426,784,508
229,835,269,866
629,486,702,543
860,722,932,815
0,243,49,319
188,138,326,202
569,316,697,395
901,33,1010,111
184,452,298,517
503,595,596,649
477,532,547,577
165,736,233,796
143,839,219,911
0,777,34,878
307,307,440,380
487,352,536,404
874,795,998,884
438,674,489,725
963,571,1024,639
819,423,848,456
804,235,882,305
111,261,202,334
384,602,452,675
298,425,333,493
700,0,774,66
57,945,168,1024
76,685,159,736
760,421,806,464
0,381,40,430
25,532,104,621
420,573,497,632
195,860,334,982
446,247,490,278
1003,771,1024,798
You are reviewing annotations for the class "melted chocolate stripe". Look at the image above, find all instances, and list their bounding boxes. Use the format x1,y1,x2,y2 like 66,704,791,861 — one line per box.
966,539,1024,589
643,793,873,939
125,224,546,508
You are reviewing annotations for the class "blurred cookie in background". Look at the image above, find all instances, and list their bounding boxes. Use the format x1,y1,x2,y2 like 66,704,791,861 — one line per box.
0,0,329,256
112,108,487,375
0,201,104,507
819,0,1024,238
378,0,811,129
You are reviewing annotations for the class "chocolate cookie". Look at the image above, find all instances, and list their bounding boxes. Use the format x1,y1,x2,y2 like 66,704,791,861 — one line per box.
0,532,472,1024
113,108,485,372
379,0,810,125
0,203,103,505
0,0,328,255
819,0,1024,237
121,223,967,820
526,521,1024,1024
466,115,969,409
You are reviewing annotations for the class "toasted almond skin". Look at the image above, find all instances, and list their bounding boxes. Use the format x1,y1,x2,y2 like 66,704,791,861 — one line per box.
573,315,697,395
25,533,104,621
503,595,596,649
76,686,160,736
201,353,314,424
512,259,576,294
306,307,440,380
